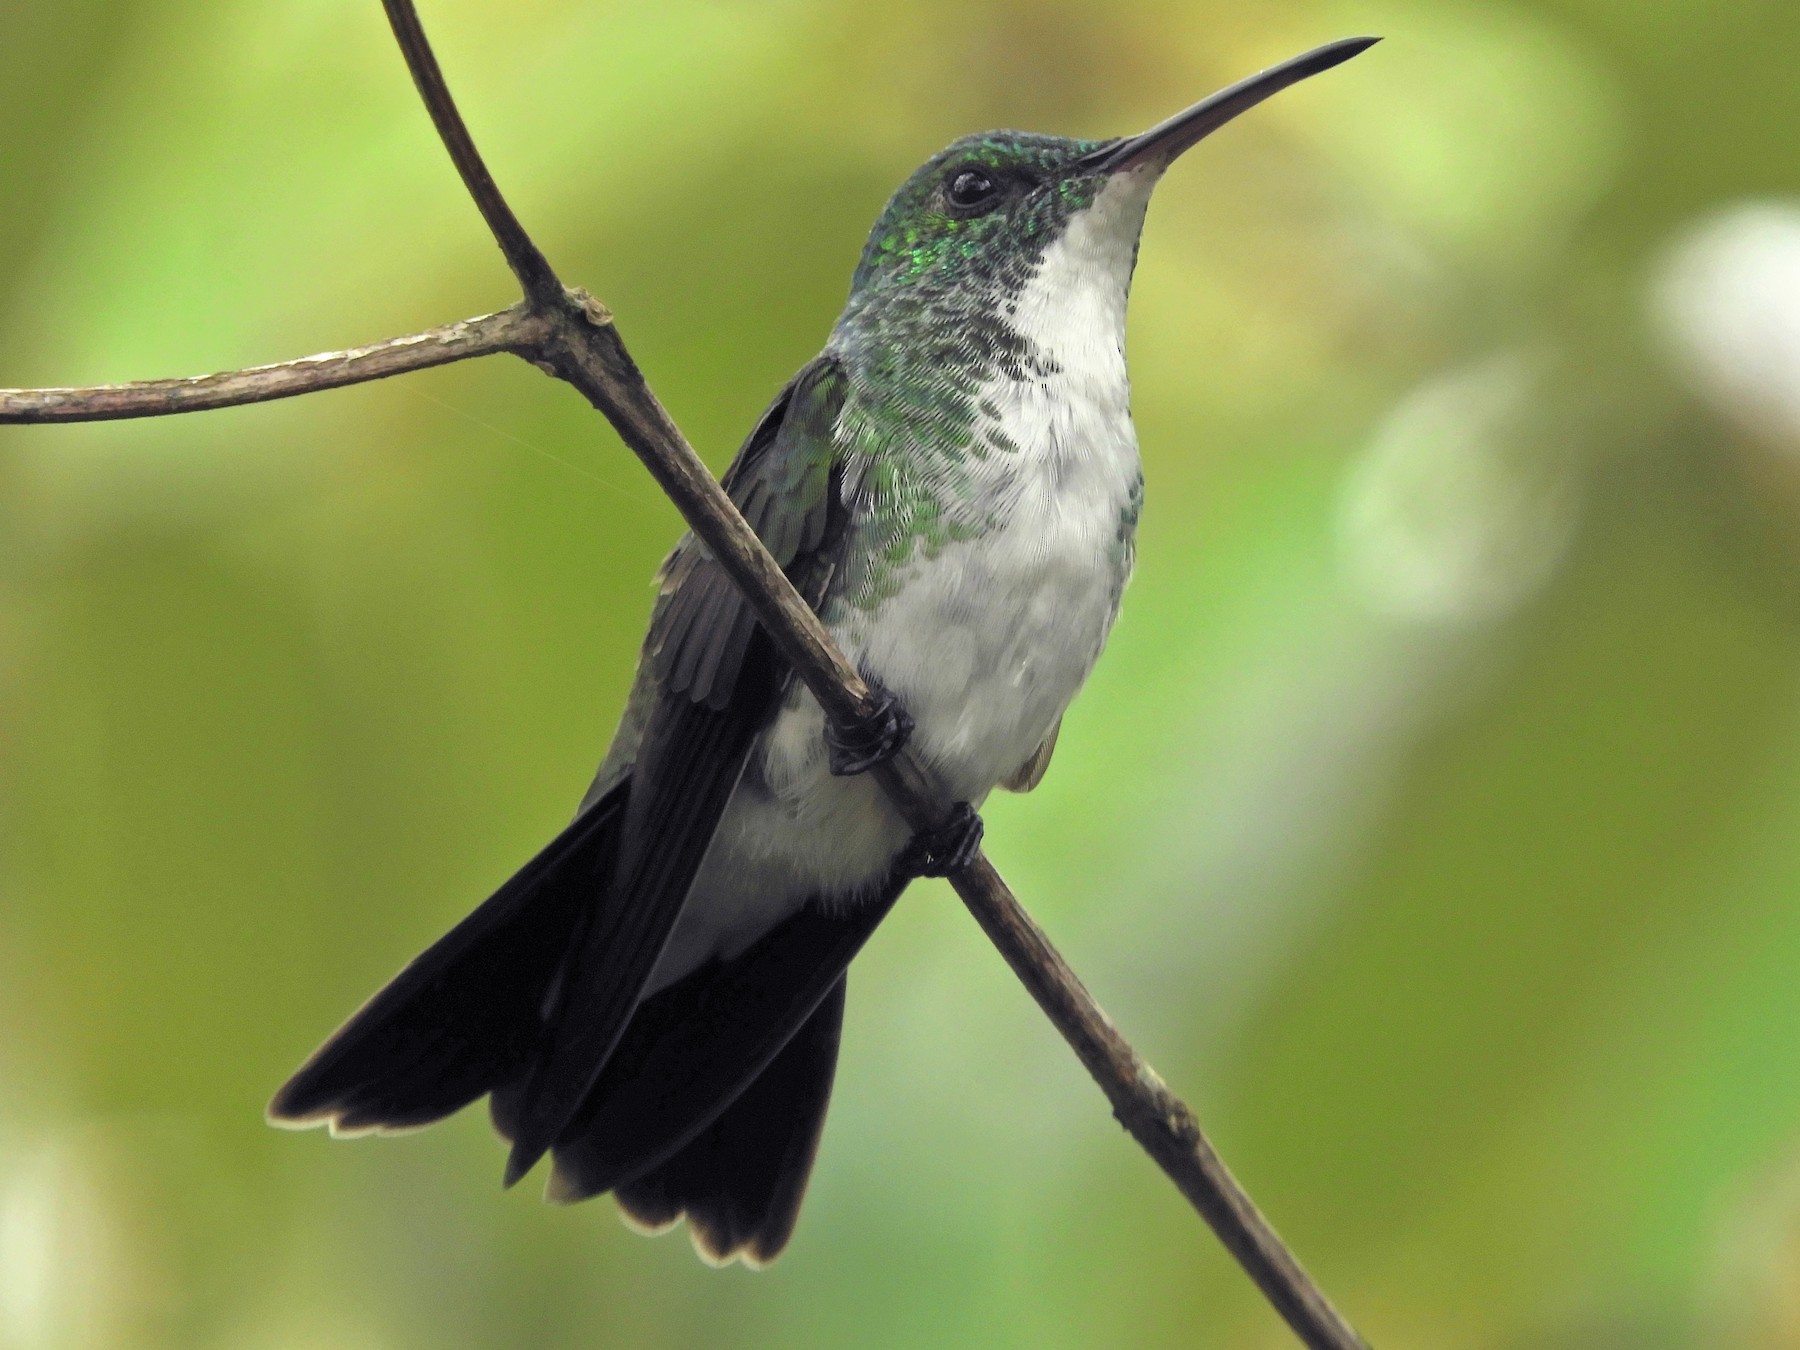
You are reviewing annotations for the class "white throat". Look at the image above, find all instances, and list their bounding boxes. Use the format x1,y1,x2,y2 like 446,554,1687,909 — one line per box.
1009,168,1158,395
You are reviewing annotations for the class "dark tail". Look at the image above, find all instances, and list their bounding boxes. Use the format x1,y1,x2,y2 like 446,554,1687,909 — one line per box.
513,892,897,1263
271,786,897,1265
613,980,846,1267
267,786,625,1135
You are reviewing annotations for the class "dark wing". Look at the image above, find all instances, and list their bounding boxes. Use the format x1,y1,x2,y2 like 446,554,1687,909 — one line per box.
1000,718,1060,793
501,356,851,1184
650,358,847,711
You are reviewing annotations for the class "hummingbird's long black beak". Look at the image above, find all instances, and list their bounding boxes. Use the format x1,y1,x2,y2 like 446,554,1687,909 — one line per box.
1088,36,1379,175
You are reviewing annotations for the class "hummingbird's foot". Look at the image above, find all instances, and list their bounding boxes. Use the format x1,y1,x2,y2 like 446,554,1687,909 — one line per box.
826,680,914,777
895,802,984,879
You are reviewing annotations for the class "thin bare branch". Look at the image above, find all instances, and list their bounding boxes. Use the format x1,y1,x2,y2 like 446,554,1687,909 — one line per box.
380,0,560,307
0,6,1373,1347
0,306,538,424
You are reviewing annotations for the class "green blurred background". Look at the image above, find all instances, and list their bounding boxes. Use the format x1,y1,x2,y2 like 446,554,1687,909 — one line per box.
5,0,1800,1345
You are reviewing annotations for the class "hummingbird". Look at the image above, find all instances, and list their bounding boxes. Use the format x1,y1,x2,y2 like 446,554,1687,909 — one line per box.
269,36,1376,1266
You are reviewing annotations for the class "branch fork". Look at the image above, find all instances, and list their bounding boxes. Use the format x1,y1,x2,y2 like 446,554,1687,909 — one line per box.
0,7,1370,1348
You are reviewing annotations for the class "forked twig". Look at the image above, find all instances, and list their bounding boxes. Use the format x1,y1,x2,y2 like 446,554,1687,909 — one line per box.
0,6,1370,1346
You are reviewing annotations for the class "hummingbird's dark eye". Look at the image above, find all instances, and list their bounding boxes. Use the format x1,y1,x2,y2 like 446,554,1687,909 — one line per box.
945,168,1000,213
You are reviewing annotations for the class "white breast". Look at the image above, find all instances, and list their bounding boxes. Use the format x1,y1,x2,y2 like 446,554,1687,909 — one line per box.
844,167,1151,795
841,391,1138,804
645,171,1153,990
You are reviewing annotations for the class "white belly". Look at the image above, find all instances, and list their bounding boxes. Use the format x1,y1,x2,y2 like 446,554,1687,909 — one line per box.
647,407,1138,992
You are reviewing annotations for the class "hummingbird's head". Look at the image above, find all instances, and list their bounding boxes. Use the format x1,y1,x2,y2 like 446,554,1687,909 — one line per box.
842,37,1378,331
848,131,1111,303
